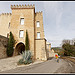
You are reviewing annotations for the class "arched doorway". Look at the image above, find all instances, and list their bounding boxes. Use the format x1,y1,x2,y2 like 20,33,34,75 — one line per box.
15,42,25,55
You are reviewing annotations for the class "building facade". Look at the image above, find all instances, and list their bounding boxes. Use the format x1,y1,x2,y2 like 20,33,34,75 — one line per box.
0,4,51,60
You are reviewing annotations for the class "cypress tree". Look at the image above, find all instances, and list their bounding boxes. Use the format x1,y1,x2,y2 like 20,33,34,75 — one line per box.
7,32,15,57
25,30,30,50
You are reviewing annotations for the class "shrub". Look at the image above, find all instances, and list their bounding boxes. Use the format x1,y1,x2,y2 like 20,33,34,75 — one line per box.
62,43,75,56
18,59,24,65
6,32,15,57
25,30,30,50
18,50,32,65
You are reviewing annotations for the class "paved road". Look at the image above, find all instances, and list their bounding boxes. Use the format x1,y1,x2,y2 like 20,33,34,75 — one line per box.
0,58,67,74
55,58,75,73
0,57,75,74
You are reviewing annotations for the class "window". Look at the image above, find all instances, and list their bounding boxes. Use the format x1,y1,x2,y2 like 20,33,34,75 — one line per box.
20,18,24,25
19,30,24,38
37,32,40,39
8,22,10,28
37,21,40,27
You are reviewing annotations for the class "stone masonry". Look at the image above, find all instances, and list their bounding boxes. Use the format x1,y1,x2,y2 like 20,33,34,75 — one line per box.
0,35,8,59
0,4,51,60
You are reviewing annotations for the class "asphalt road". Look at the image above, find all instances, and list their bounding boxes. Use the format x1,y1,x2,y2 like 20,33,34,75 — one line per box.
55,58,75,73
1,57,74,74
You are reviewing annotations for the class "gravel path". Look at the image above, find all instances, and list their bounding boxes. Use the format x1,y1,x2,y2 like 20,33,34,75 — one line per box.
0,55,22,72
0,55,44,72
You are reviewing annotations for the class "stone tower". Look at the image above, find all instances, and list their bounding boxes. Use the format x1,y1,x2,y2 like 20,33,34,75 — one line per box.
10,5,35,58
0,4,51,60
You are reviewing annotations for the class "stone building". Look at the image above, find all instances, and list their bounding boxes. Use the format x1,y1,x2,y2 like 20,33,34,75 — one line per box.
0,4,51,60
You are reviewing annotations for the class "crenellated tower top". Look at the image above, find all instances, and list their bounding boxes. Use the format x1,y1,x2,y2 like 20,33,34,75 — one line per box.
0,13,12,16
11,4,35,9
35,11,43,15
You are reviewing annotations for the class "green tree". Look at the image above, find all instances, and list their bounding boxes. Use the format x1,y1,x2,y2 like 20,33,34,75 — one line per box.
51,47,64,56
6,32,15,57
62,43,75,56
25,30,30,50
74,42,75,46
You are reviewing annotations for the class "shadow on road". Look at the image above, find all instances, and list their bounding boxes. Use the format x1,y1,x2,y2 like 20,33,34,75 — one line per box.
47,57,54,60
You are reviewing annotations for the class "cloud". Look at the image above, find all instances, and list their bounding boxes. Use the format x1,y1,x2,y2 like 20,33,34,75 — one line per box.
48,39,62,47
43,2,75,47
56,6,63,29
43,2,64,31
0,1,75,47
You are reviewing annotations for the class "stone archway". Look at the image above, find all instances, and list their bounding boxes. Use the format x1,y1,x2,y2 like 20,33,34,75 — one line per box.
15,42,25,55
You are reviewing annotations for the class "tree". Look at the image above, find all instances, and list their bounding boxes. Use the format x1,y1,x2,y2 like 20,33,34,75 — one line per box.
62,39,70,45
51,47,64,56
62,43,75,56
6,32,15,57
74,42,75,46
25,30,30,50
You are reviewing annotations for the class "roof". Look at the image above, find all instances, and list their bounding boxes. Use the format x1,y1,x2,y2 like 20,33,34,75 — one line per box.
46,42,51,45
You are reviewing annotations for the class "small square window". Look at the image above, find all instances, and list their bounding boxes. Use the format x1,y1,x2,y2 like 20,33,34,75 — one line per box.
19,30,24,38
8,22,10,28
37,21,40,27
20,18,24,25
37,32,40,39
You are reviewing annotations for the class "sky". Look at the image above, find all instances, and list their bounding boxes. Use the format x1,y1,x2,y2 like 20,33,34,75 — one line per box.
0,1,75,47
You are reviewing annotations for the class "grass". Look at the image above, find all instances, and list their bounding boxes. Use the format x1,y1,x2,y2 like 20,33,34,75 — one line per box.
60,56,75,63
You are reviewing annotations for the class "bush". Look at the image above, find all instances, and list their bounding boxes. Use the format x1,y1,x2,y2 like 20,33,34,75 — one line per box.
62,43,75,56
52,47,64,56
6,32,15,57
18,59,24,65
25,30,30,50
18,50,33,65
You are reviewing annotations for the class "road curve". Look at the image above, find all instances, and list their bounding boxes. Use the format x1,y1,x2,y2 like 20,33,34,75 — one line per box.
0,57,74,74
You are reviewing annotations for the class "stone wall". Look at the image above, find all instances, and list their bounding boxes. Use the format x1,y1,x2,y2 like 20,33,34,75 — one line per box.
46,42,51,50
35,39,47,61
46,42,51,58
35,11,45,39
48,50,55,57
10,5,35,58
0,4,51,61
0,35,8,59
35,11,47,60
0,13,11,37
